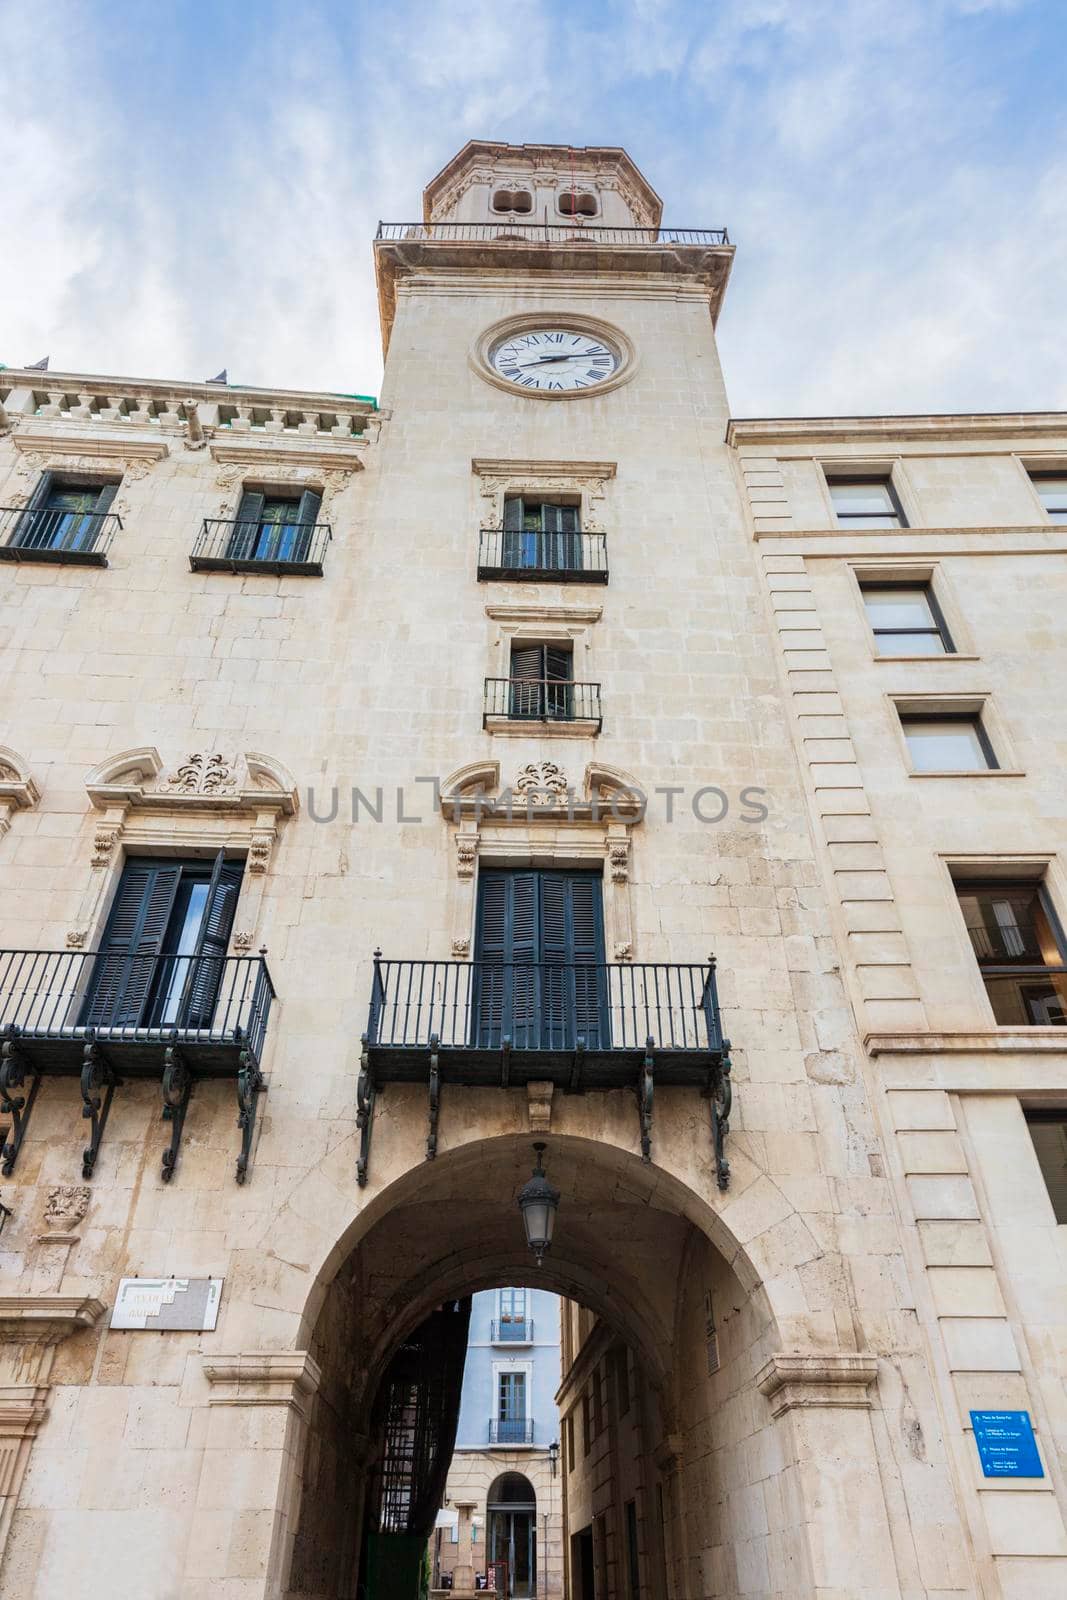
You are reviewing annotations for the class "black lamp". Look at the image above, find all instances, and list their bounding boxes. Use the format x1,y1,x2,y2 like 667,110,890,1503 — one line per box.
517,1143,560,1265
548,1439,560,1477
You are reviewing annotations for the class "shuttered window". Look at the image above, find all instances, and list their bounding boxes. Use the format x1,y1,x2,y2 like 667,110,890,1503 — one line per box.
473,869,606,1048
82,853,242,1030
227,488,322,563
13,473,118,553
502,497,581,571
509,643,574,720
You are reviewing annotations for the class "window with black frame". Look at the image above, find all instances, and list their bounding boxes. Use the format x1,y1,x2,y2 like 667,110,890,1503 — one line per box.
502,498,582,574
900,712,997,772
827,474,907,527
1030,473,1067,525
10,473,118,554
227,487,321,564
508,642,574,721
860,580,954,655
81,853,242,1033
1025,1111,1067,1221
954,879,1067,1026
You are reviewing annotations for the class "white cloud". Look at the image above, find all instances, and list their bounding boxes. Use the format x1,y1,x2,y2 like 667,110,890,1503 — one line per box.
0,0,1063,415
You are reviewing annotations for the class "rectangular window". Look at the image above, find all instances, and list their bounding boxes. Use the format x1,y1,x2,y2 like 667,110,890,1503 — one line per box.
1025,1112,1067,1222
565,1411,575,1472
508,642,574,721
474,869,607,1050
900,713,997,772
582,1393,591,1456
228,487,322,564
625,1500,640,1600
954,879,1067,1026
503,497,582,572
860,581,953,655
82,852,242,1031
828,475,906,528
499,1287,527,1323
10,473,118,555
496,1370,527,1444
1030,474,1067,525
613,1345,631,1417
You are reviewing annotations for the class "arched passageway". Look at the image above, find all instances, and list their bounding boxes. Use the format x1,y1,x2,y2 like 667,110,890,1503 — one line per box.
276,1135,792,1600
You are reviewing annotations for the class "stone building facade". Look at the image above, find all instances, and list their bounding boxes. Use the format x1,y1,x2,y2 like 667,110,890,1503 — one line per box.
433,1287,563,1598
0,139,1062,1600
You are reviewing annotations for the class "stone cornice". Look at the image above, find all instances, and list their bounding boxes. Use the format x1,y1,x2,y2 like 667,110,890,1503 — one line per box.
866,1029,1067,1055
727,413,1067,446
422,140,664,226
0,1295,106,1343
485,602,603,625
755,1352,879,1416
472,458,616,480
209,440,366,471
12,430,169,461
0,368,377,415
203,1351,322,1417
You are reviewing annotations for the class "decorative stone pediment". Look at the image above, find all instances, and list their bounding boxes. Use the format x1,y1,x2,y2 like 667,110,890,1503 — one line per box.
0,747,41,837
70,748,299,951
441,760,644,961
472,458,616,532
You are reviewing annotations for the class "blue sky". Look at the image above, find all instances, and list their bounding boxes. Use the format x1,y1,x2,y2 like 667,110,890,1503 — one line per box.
2,0,1065,415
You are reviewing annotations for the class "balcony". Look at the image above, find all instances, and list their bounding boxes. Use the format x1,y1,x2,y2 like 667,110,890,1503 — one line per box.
483,678,602,734
0,505,119,566
0,951,275,1183
492,1319,534,1344
489,1418,535,1446
191,517,332,576
357,957,732,1188
377,223,729,246
477,528,608,583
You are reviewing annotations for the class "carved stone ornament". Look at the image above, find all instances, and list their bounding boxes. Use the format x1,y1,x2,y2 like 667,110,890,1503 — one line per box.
65,929,87,949
42,1186,91,1231
248,831,275,874
163,753,239,796
514,762,569,807
451,937,471,958
91,825,121,867
608,838,630,883
613,941,633,963
232,930,254,952
456,834,478,879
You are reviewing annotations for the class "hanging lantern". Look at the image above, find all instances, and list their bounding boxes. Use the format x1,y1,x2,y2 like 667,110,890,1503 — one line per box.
517,1142,560,1265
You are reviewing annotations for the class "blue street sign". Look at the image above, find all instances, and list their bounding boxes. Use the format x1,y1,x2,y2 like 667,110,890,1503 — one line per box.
970,1410,1044,1478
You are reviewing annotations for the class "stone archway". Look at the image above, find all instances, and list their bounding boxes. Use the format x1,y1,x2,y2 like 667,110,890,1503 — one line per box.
262,1133,854,1600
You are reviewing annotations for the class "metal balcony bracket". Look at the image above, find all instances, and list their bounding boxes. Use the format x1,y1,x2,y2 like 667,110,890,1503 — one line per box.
568,1037,586,1092
80,1038,119,1180
235,1049,264,1186
426,1034,441,1161
0,1032,41,1177
160,1043,192,1184
706,1040,733,1192
500,1034,512,1089
637,1038,655,1164
356,1034,376,1188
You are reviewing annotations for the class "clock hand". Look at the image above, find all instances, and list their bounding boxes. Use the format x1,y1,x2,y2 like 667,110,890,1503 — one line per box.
516,352,592,366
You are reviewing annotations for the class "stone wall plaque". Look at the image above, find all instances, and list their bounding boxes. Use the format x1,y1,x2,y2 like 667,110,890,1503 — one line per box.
970,1410,1044,1478
110,1277,222,1331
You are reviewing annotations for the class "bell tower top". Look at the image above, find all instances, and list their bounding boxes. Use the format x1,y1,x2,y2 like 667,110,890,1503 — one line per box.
422,140,663,230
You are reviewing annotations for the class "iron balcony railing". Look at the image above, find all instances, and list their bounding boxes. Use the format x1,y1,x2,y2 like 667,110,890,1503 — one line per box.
490,1418,535,1446
367,959,722,1057
377,222,729,247
0,505,120,565
483,678,602,730
492,1319,533,1343
478,528,608,583
191,517,332,575
0,950,275,1066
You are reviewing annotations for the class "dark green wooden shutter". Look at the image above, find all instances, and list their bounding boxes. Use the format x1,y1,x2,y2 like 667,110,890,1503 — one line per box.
183,855,243,1027
228,489,265,559
93,483,118,516
290,489,321,563
13,471,54,548
509,644,544,719
568,873,607,1048
474,870,540,1047
82,862,182,1028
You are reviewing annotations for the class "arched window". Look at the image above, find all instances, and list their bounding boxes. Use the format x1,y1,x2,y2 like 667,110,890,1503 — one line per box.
558,191,598,218
492,189,534,215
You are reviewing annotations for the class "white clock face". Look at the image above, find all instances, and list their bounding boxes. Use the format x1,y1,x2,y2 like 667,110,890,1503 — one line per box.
489,328,621,393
